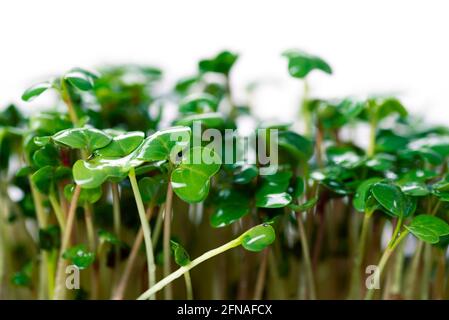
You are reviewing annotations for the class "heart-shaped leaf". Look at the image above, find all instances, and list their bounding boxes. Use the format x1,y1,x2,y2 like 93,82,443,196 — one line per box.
171,147,221,203
179,93,218,114
138,175,167,204
175,112,224,128
371,182,414,217
241,224,276,252
399,181,429,196
32,144,60,167
210,189,250,228
353,178,383,212
278,131,314,161
256,171,293,208
22,82,53,101
282,49,332,78
52,127,112,152
136,126,191,162
199,51,238,76
64,68,97,91
73,152,142,189
62,244,95,269
31,166,54,193
405,215,449,244
94,131,144,157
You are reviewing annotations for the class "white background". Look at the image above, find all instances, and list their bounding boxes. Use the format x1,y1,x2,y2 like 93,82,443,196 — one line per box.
1,0,448,124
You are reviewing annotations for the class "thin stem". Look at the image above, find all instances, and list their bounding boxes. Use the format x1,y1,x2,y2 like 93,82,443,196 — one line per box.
365,229,409,300
295,210,316,299
301,80,312,137
49,187,65,232
138,237,243,300
348,212,372,299
128,168,156,300
84,204,95,251
61,80,80,126
420,243,432,299
184,271,193,300
112,205,154,300
53,184,81,300
163,181,174,299
111,183,121,285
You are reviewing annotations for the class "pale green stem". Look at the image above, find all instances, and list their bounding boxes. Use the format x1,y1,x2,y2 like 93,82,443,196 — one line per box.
128,168,156,300
184,271,193,300
295,210,316,299
420,243,432,299
138,237,243,300
49,188,65,233
301,80,312,137
365,229,409,300
348,212,372,299
163,181,174,299
53,184,81,300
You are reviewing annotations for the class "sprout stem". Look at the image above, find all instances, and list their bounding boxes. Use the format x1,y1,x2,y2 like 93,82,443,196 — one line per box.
137,237,242,300
348,211,372,299
49,188,66,232
163,181,174,299
184,271,193,300
111,183,121,283
365,229,409,300
53,184,81,300
295,210,316,299
128,168,156,300
112,205,154,300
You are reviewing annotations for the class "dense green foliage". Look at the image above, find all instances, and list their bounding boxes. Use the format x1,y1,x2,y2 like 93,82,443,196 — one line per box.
1,50,449,300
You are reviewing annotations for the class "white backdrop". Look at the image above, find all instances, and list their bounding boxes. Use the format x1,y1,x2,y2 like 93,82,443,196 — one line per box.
1,0,448,124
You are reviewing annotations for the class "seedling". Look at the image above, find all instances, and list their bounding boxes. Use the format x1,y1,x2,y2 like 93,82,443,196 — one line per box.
1,50,449,301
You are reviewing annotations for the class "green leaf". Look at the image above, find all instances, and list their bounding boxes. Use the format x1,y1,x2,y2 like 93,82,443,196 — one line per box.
62,244,95,269
405,215,449,244
94,131,144,157
353,178,382,212
31,166,54,193
278,131,314,161
175,112,224,128
256,172,293,208
371,182,414,217
375,97,408,121
29,112,72,135
64,68,97,91
210,189,250,228
179,93,218,113
282,49,332,78
22,82,52,101
32,144,60,167
199,50,238,76
170,240,191,266
399,181,429,196
233,164,258,184
171,147,221,203
73,152,141,189
241,224,276,252
52,127,112,152
136,126,191,162
138,175,167,204
64,183,102,204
